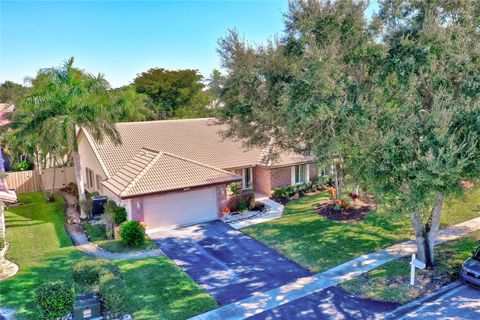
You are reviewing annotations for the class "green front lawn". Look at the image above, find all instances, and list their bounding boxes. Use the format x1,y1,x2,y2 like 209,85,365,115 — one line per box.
243,190,480,273
341,231,480,304
119,258,218,319
84,222,157,253
0,192,217,319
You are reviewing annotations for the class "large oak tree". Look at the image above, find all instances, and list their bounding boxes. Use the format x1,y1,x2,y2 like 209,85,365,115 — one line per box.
218,0,480,268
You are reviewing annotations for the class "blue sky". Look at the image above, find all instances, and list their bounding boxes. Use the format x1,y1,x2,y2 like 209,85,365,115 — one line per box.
1,1,378,88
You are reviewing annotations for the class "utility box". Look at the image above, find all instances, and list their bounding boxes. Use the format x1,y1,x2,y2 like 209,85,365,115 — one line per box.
73,292,102,320
91,196,108,216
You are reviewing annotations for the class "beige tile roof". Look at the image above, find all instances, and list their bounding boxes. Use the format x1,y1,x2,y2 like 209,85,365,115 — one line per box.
102,148,241,198
85,118,315,178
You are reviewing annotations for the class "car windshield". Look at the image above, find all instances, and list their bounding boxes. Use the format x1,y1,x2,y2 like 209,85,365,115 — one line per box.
473,248,480,260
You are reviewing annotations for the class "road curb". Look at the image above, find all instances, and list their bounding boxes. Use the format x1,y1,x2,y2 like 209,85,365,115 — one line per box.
384,281,464,319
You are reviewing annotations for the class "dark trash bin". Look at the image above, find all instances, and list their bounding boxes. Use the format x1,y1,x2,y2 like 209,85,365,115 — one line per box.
91,196,108,216
73,292,102,320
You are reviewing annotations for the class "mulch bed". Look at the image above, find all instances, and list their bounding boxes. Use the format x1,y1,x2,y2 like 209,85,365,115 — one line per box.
315,197,373,222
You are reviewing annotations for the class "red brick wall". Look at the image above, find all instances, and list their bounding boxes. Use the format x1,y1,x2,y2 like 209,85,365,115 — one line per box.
270,166,293,190
309,163,318,180
253,166,272,195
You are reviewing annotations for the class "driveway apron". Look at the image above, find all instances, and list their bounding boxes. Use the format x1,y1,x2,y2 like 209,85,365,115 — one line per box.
150,220,311,305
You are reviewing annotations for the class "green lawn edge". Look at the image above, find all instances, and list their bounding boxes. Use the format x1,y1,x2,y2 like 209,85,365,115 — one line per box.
243,190,480,273
0,192,217,319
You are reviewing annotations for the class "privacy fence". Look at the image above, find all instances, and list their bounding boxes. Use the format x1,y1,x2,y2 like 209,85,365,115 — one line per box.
5,167,76,194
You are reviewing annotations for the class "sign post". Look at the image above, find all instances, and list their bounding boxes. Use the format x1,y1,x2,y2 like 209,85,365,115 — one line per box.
410,253,426,286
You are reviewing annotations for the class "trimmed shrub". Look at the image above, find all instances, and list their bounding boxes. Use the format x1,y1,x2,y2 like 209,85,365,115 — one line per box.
113,208,127,225
104,200,128,225
35,280,75,319
229,183,241,195
120,221,145,247
226,192,255,212
102,210,115,240
237,200,248,212
71,259,120,287
99,273,128,317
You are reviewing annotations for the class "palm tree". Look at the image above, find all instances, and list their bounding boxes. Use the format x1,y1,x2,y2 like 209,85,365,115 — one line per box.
12,58,121,217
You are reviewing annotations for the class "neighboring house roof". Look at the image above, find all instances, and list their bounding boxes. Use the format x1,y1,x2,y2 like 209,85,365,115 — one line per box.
102,148,240,199
84,118,315,178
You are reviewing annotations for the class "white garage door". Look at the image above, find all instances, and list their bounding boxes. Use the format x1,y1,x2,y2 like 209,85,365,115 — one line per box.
143,187,218,231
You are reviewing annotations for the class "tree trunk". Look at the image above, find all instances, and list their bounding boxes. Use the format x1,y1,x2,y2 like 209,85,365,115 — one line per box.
73,151,87,219
409,192,444,269
354,178,360,195
426,192,444,265
333,160,341,200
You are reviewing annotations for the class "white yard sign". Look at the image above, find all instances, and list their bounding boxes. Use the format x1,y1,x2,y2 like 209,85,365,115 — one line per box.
410,253,426,286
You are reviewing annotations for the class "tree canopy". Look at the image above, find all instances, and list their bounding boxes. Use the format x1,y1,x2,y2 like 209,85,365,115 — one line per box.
8,57,121,206
218,0,480,267
133,68,214,119
0,80,29,105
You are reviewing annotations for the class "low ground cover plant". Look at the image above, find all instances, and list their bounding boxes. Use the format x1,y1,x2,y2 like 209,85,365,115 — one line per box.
271,176,325,202
35,280,75,319
71,259,128,318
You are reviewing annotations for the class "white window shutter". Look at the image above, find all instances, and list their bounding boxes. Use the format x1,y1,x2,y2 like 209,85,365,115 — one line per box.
306,164,310,182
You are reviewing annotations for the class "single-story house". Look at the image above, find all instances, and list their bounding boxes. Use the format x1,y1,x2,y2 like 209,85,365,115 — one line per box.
77,118,317,232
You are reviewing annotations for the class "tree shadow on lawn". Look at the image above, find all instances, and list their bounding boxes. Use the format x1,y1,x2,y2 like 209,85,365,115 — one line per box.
0,249,88,319
245,206,412,273
118,257,218,320
5,193,73,249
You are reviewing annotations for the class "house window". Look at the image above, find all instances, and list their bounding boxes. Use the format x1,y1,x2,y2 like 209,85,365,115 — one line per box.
242,167,253,189
294,165,306,184
96,174,102,192
85,168,94,189
318,164,331,177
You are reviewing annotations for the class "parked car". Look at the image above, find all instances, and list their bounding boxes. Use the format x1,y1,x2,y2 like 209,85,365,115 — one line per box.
460,244,480,287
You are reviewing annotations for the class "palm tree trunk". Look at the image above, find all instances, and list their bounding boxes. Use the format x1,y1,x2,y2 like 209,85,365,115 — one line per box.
73,151,87,219
49,156,57,201
0,201,5,242
34,150,49,202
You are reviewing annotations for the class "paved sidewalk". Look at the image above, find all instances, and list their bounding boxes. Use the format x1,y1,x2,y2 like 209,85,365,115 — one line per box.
190,217,480,320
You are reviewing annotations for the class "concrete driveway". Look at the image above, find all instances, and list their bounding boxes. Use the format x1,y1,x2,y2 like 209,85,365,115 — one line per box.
150,220,311,305
249,287,400,320
397,284,480,320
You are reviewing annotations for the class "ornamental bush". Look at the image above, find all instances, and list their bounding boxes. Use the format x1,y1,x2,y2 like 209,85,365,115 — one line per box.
99,272,128,317
35,280,75,319
113,207,127,225
226,192,255,212
104,200,128,225
71,259,121,287
119,221,145,247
